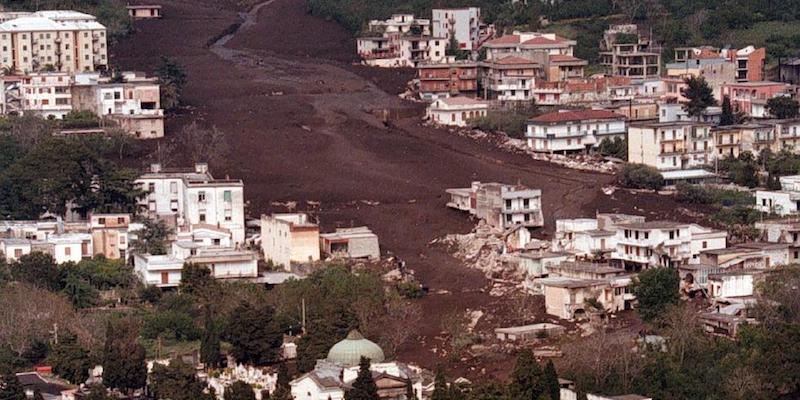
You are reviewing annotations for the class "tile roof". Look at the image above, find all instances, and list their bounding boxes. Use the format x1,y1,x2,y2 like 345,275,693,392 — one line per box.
549,54,586,63
528,109,626,123
521,36,566,46
439,96,488,106
494,55,537,65
484,34,520,46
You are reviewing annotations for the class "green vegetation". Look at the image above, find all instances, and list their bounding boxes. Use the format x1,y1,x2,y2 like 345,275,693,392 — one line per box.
102,318,147,395
156,57,188,112
718,152,759,188
469,102,538,139
149,359,214,400
129,219,173,256
618,164,664,191
681,76,716,119
597,137,627,159
0,1,132,42
766,96,800,119
227,381,256,400
345,357,380,400
631,267,680,323
49,333,91,384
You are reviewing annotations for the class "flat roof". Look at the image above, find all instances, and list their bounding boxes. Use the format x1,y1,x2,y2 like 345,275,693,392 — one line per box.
660,169,717,180
617,220,689,230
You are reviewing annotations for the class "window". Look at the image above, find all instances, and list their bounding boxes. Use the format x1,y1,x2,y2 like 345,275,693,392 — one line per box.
198,191,206,202
117,217,125,224
225,210,232,222
199,213,206,223
65,247,71,256
224,190,232,202
170,200,179,212
702,241,708,249
98,217,106,224
669,231,675,240
148,183,155,192
523,199,529,208
14,249,22,258
169,181,178,193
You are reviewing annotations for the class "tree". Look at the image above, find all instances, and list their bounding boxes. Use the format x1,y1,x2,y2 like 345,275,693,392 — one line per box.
129,219,173,255
618,164,664,191
175,122,230,168
0,371,25,400
681,76,716,120
597,137,627,159
431,368,449,400
544,360,560,400
11,252,60,290
766,96,800,119
61,272,98,309
149,359,213,400
406,379,416,400
226,381,256,400
632,267,680,323
720,95,735,126
155,56,188,112
345,356,379,400
180,263,214,296
508,349,544,400
227,301,284,365
32,389,45,400
200,306,223,369
83,384,113,400
102,318,147,394
50,332,91,384
271,363,291,400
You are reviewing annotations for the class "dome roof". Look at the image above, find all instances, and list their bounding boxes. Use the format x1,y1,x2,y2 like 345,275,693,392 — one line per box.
326,330,385,366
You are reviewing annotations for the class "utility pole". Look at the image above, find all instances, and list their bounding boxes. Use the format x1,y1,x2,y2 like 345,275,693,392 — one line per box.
51,323,59,345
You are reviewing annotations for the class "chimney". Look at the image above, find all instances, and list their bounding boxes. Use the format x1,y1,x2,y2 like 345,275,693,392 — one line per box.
150,163,162,173
195,163,208,174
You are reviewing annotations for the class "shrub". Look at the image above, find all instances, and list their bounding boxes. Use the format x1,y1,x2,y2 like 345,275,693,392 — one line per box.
597,137,627,160
396,281,425,299
618,164,664,191
675,182,713,204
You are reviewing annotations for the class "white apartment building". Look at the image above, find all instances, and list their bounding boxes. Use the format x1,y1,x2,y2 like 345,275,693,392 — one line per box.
72,71,165,138
0,233,91,264
136,163,246,247
551,214,646,258
756,219,800,264
480,55,540,101
0,11,107,74
357,14,446,68
431,8,481,51
756,175,800,216
628,121,716,171
481,32,575,62
500,186,544,229
426,96,489,127
525,109,627,153
446,181,543,230
260,213,320,269
133,243,258,287
16,72,73,119
613,221,727,270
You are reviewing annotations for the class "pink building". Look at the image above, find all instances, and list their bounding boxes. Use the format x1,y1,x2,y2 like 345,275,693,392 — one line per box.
721,82,793,117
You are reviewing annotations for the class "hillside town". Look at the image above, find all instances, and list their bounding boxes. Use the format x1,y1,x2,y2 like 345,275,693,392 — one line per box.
2,1,800,400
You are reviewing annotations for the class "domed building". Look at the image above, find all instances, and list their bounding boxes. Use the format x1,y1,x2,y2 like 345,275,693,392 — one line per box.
326,330,385,366
290,330,433,400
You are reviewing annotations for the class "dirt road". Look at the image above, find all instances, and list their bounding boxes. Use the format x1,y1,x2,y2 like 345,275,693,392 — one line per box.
112,0,705,377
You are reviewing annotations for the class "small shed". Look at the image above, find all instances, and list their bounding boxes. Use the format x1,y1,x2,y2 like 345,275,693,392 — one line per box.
320,226,380,260
494,323,566,341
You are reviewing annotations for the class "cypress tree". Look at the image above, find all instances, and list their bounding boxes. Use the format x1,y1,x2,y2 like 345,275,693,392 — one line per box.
345,357,379,400
544,360,560,400
0,371,25,400
720,95,735,126
431,368,449,400
200,306,222,369
508,349,544,400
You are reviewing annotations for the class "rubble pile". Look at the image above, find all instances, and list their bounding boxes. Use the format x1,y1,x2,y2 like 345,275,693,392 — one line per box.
436,230,524,281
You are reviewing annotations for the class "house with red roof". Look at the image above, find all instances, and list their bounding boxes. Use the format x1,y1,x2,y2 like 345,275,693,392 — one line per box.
426,96,489,127
356,14,447,68
525,109,627,153
544,54,587,82
479,55,541,101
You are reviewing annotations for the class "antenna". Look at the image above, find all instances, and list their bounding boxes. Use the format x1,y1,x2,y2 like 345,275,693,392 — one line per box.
301,298,307,335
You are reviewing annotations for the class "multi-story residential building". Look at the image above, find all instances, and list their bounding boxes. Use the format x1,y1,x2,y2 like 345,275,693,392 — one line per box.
599,42,660,79
0,11,107,74
90,213,130,260
755,219,800,263
525,109,627,153
133,242,258,287
720,82,792,117
727,46,766,82
666,59,736,101
260,213,320,269
756,175,800,216
481,32,575,62
0,233,92,264
540,272,635,320
779,58,800,85
628,121,716,171
544,54,586,82
480,55,540,101
16,72,73,119
658,103,721,125
711,123,776,159
417,60,478,100
357,14,447,68
446,181,544,230
772,118,800,150
71,71,165,138
551,214,646,259
431,8,481,51
672,46,765,83
613,221,726,271
426,96,489,127
136,163,246,247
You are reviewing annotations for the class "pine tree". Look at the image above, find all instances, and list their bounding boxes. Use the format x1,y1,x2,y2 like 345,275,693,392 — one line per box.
543,360,560,400
271,363,291,400
0,371,25,400
507,349,545,400
227,301,283,365
200,306,222,369
681,76,716,120
720,95,735,126
345,357,379,400
50,332,91,384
